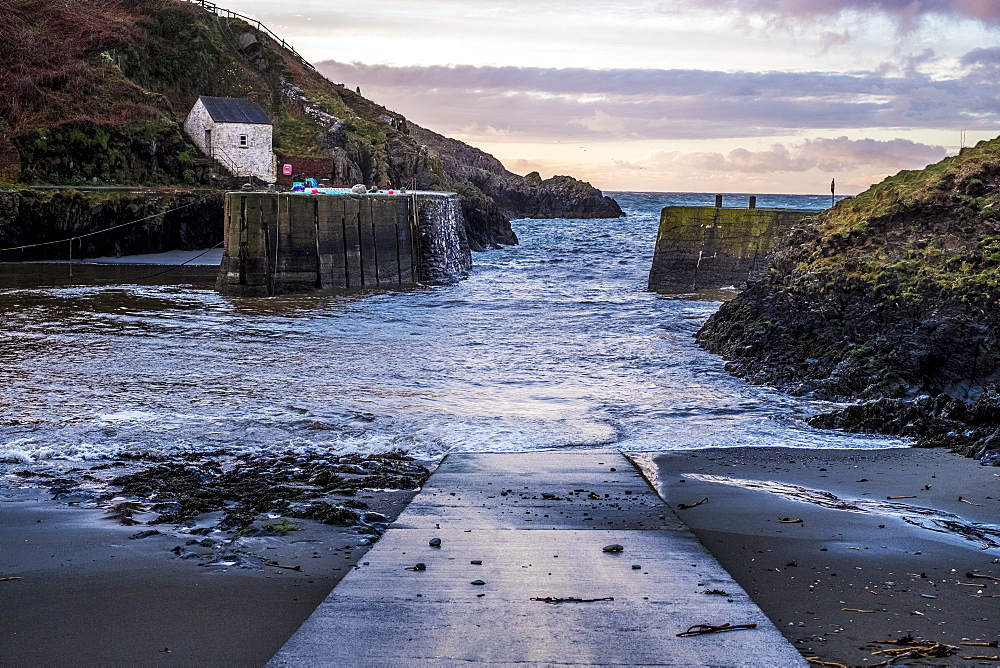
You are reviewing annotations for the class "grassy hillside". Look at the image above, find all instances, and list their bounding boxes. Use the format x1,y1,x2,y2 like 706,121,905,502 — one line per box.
788,137,1000,301
696,137,1000,462
0,0,621,249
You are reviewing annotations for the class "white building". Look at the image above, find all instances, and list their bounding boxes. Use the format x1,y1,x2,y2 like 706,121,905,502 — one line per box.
183,96,276,183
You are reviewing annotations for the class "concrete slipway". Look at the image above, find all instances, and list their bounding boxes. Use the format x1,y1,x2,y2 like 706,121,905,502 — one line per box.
269,450,805,667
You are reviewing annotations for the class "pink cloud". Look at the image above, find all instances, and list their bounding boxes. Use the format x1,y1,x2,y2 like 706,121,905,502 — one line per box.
679,0,1000,31
316,60,1000,143
643,137,946,174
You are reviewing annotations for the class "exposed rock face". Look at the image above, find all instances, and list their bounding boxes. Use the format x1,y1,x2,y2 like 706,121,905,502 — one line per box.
0,189,223,260
0,0,621,252
495,174,623,220
697,138,1000,463
401,127,623,250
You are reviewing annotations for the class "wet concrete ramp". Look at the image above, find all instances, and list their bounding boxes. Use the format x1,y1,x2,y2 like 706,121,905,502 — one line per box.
268,450,805,667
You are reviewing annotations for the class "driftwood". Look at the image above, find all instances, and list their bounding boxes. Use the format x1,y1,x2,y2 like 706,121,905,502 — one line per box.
530,596,614,604
869,636,958,663
805,659,849,668
677,497,708,510
264,561,302,571
676,622,757,637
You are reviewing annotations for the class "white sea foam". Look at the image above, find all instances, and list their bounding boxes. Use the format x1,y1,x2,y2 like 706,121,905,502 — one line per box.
0,438,88,463
0,192,913,470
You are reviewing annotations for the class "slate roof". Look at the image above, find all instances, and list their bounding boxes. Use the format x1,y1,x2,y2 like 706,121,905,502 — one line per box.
199,96,271,125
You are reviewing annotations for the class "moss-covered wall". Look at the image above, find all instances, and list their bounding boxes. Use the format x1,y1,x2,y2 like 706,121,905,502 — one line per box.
0,137,20,184
0,188,223,261
648,206,816,292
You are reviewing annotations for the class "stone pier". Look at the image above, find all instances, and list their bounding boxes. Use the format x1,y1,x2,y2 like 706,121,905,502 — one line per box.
647,206,816,293
217,191,472,297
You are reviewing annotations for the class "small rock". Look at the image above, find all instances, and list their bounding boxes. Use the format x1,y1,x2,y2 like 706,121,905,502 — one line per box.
130,529,161,540
429,537,442,547
471,579,486,585
603,544,624,553
632,564,641,569
172,549,201,560
981,450,1000,466
411,563,426,571
471,560,483,565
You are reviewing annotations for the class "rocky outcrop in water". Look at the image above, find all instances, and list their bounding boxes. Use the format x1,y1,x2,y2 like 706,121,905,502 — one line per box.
697,138,1000,464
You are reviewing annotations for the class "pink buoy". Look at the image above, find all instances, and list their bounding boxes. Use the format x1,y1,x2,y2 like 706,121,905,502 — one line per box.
388,189,395,194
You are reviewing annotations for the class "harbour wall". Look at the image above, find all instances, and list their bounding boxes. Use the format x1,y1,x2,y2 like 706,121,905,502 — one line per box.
647,205,816,293
217,192,472,297
0,188,222,261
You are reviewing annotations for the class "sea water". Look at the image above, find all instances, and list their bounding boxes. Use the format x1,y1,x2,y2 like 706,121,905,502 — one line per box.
0,192,905,466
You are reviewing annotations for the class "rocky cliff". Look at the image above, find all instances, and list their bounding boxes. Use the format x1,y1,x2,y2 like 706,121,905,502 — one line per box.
0,0,621,254
697,137,1000,464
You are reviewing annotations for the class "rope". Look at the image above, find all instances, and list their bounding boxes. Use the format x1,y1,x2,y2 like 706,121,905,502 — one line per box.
273,193,282,294
411,193,422,281
0,199,204,254
137,242,225,279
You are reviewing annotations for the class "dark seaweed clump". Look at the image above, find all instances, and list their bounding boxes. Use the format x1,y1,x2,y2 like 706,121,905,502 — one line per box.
102,451,429,530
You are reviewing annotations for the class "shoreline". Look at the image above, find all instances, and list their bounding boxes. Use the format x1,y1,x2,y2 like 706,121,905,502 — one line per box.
641,446,1000,666
4,446,998,666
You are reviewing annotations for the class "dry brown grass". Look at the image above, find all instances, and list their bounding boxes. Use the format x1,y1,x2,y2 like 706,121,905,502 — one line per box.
0,0,174,136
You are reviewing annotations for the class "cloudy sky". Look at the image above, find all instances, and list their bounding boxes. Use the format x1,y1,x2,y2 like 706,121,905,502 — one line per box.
219,0,1000,194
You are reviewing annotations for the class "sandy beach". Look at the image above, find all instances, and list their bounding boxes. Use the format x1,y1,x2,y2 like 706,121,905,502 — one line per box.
642,447,1000,666
0,485,418,667
3,446,998,666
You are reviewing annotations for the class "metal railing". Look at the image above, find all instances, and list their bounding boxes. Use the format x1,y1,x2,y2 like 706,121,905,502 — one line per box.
206,146,244,178
179,0,317,73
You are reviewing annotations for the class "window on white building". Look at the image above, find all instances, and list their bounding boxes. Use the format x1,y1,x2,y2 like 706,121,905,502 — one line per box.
239,134,249,148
